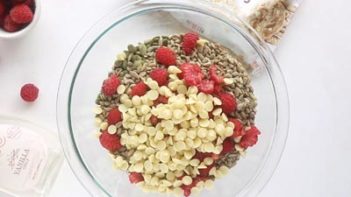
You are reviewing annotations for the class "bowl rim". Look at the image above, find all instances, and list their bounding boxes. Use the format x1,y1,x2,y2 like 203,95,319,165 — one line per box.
0,0,41,39
56,0,290,196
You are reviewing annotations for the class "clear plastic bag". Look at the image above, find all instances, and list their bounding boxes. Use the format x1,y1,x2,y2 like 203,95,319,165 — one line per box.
210,0,303,49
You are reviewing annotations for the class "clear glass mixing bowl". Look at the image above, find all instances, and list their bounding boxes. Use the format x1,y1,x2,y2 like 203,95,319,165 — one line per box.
57,0,289,196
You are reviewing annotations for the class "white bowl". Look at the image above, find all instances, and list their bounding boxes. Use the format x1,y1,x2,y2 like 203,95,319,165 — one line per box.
0,0,41,39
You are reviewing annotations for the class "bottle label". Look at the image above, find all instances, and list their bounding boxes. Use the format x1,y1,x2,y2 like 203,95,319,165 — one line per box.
0,124,48,191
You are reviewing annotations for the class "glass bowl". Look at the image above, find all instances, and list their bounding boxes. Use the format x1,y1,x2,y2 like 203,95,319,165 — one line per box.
56,0,289,196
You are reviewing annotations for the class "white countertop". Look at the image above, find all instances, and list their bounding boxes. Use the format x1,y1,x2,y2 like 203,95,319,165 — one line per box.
1,0,350,196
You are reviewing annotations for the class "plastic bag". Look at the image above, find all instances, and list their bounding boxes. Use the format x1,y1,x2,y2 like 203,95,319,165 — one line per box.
210,0,303,49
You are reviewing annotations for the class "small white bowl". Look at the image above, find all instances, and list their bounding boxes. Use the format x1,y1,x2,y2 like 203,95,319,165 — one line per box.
0,0,41,39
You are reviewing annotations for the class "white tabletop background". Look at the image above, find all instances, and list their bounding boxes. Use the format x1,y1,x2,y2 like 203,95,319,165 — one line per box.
0,0,350,196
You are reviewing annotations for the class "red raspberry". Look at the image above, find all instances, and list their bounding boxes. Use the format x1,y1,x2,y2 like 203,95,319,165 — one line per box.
179,63,204,86
11,0,26,4
193,151,210,162
199,164,214,177
3,15,21,32
182,32,199,55
221,138,235,155
217,92,237,114
240,126,261,149
25,0,35,7
150,115,159,126
102,74,121,96
20,83,39,102
149,68,168,86
10,4,33,24
213,84,223,94
193,151,218,162
155,47,176,67
0,2,5,17
107,108,122,125
129,172,144,184
209,65,224,84
0,15,5,27
99,131,122,152
211,153,219,161
181,176,206,197
229,118,245,138
198,80,215,94
153,95,168,106
131,81,149,96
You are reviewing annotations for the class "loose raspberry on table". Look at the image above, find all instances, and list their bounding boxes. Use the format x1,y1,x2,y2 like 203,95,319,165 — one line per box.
107,108,122,125
149,68,169,86
240,126,261,149
129,172,144,184
198,80,215,94
20,83,39,102
182,32,199,55
10,4,33,24
179,63,204,86
99,131,122,152
155,47,176,67
131,81,149,96
217,92,237,114
3,15,21,32
102,74,121,96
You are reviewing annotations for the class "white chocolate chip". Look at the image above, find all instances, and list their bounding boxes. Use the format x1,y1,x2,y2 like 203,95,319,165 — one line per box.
107,125,117,134
117,85,126,94
224,78,234,85
99,122,108,130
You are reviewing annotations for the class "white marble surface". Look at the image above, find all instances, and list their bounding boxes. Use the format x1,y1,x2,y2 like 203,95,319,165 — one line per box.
0,0,350,196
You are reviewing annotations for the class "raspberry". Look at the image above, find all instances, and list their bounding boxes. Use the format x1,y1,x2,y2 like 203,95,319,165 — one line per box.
10,4,33,24
193,151,218,162
107,108,122,125
240,126,261,149
209,65,224,84
153,95,168,106
155,47,176,67
221,138,235,155
20,83,39,102
150,115,159,126
129,172,144,184
131,81,149,96
213,84,223,94
179,63,204,86
99,131,122,152
3,15,21,32
0,2,5,17
102,74,121,96
182,32,199,55
217,92,237,114
149,68,169,86
199,164,214,177
11,0,26,4
229,118,245,138
198,80,215,94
